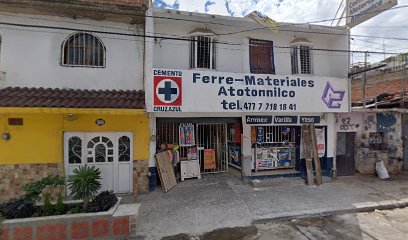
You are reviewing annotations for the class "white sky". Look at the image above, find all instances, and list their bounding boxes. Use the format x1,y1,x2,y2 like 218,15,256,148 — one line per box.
153,0,408,64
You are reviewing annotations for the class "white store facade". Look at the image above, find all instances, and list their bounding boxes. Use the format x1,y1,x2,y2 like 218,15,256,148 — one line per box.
145,9,350,179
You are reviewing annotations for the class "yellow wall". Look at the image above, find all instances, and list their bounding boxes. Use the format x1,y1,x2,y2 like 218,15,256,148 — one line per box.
0,111,150,164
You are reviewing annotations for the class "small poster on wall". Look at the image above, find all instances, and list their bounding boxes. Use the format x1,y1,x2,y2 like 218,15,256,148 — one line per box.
179,123,195,146
204,149,216,170
316,128,326,157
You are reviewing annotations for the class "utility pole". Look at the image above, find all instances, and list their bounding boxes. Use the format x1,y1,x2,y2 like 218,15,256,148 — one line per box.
363,51,368,108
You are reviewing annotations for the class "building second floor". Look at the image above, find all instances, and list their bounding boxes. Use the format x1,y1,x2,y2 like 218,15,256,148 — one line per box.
0,0,146,91
150,9,350,79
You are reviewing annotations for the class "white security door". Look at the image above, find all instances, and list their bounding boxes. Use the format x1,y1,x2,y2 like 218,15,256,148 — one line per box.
84,133,116,192
64,132,133,194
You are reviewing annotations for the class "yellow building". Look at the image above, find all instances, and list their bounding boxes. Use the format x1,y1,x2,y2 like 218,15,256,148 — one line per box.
0,87,150,201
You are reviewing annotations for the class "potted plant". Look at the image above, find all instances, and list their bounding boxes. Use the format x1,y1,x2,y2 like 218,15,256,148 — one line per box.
67,165,102,211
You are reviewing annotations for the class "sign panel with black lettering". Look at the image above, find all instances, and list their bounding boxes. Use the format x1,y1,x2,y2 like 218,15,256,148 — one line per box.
148,69,348,113
274,116,298,124
246,116,273,124
347,0,398,28
299,116,321,124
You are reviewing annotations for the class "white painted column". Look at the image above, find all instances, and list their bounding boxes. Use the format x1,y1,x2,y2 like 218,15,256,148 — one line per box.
145,6,156,167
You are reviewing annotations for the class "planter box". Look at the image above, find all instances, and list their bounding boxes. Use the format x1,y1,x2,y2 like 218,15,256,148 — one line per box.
0,198,131,240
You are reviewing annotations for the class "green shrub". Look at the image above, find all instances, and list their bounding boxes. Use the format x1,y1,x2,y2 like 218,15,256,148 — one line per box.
67,165,101,211
42,193,54,216
0,214,4,236
0,198,35,219
22,175,65,202
72,205,84,214
55,193,65,215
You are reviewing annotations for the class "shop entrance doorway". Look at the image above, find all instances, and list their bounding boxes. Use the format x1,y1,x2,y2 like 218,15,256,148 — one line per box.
156,118,241,175
196,123,228,173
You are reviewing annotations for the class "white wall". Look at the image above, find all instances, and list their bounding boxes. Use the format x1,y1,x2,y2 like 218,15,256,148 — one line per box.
0,13,144,90
152,10,349,79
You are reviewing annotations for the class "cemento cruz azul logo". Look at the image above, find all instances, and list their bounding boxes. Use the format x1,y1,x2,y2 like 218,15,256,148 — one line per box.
153,75,182,107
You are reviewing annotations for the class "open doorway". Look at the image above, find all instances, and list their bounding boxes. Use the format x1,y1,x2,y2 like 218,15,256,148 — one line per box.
156,119,242,175
336,132,356,176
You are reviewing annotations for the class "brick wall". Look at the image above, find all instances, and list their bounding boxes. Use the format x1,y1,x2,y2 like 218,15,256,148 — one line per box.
352,78,406,102
0,212,130,240
0,163,64,202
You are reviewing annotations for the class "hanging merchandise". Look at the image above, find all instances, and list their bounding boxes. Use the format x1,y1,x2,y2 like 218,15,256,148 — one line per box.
257,127,264,143
234,123,242,144
179,123,195,146
187,147,198,160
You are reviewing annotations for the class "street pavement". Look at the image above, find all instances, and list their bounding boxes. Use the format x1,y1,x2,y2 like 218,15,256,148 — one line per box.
256,207,408,240
126,173,408,239
162,207,408,240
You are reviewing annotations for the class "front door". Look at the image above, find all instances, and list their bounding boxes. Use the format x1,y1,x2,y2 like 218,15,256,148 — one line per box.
196,123,228,173
336,132,356,176
64,132,133,194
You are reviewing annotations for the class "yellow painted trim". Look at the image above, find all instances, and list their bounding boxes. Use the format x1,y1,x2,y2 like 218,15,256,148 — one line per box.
0,107,146,115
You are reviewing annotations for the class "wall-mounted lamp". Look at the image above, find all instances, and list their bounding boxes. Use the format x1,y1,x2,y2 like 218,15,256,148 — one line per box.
64,113,77,121
2,132,11,141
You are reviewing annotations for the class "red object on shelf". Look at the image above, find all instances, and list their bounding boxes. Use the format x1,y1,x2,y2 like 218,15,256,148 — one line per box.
235,123,242,144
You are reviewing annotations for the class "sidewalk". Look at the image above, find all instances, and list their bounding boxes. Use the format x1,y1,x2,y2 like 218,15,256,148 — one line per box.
126,173,408,239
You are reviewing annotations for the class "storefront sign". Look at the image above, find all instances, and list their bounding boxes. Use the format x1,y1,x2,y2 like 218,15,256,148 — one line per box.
204,149,216,170
274,116,298,124
246,116,273,124
8,118,23,126
347,0,398,28
149,69,349,113
299,116,321,124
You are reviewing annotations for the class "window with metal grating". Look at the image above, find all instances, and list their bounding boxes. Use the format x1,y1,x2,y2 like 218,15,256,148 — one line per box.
190,36,216,69
249,39,275,74
291,45,312,74
62,32,106,67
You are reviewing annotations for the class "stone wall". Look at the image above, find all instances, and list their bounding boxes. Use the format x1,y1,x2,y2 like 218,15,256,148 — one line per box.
133,160,149,195
0,161,149,203
0,163,64,203
336,111,404,174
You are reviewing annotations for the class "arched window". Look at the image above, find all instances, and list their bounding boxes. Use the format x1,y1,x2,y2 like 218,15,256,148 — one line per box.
62,32,105,67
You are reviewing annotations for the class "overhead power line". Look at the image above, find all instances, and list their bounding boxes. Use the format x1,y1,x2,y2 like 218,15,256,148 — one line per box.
1,4,408,42
0,20,403,55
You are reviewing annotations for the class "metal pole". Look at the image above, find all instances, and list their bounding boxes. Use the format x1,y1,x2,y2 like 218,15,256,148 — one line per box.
363,51,368,108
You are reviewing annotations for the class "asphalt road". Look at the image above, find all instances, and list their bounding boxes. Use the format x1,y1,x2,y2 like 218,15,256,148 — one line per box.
162,207,408,240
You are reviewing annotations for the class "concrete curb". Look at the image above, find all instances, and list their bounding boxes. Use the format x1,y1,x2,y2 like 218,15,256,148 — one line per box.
252,198,408,224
